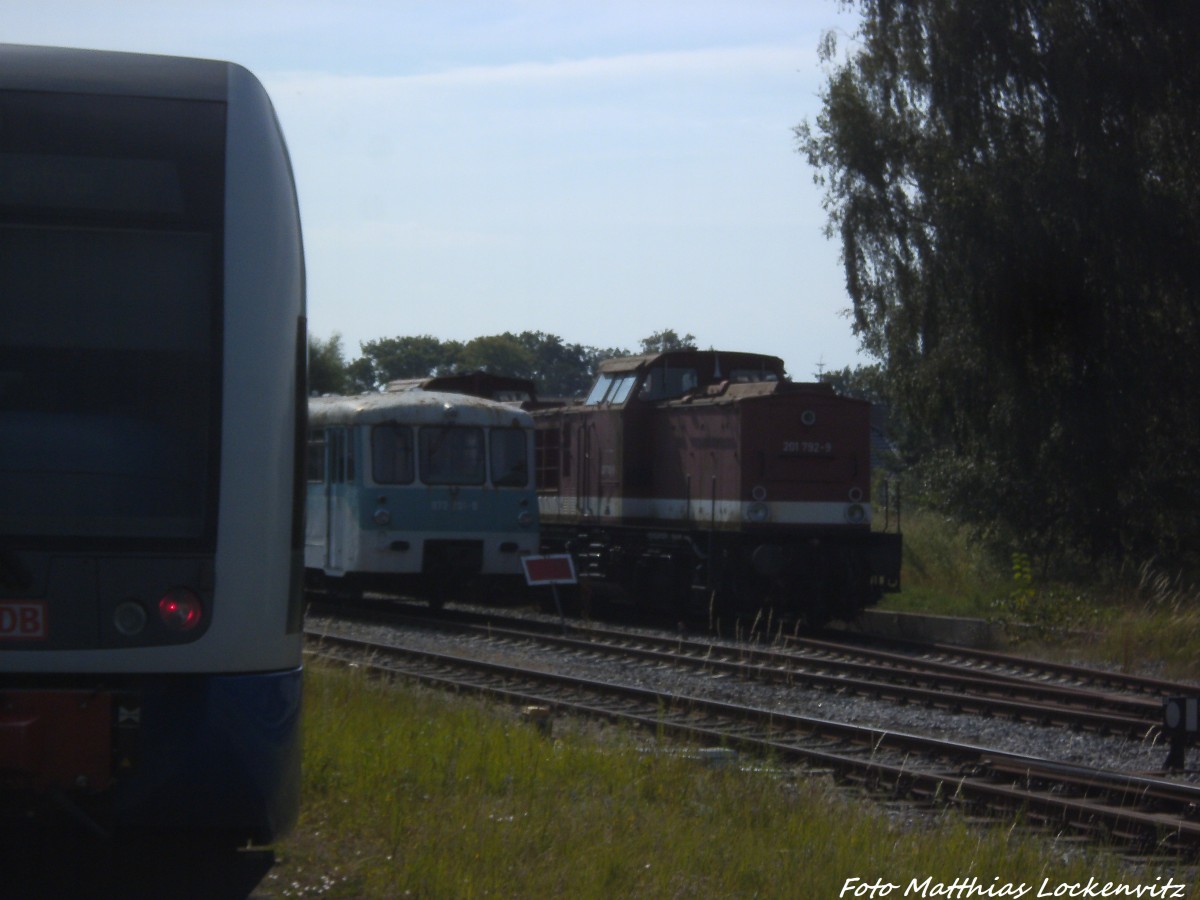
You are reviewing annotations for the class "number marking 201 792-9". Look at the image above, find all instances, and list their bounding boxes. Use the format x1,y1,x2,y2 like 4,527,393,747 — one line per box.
782,440,832,455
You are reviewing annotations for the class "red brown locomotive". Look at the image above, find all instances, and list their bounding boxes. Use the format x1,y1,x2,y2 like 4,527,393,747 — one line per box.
533,350,901,625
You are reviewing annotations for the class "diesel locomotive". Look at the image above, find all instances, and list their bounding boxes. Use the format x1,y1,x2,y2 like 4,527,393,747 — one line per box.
533,349,901,625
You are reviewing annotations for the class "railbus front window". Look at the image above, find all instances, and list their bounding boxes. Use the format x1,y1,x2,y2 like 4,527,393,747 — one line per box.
420,426,485,485
490,428,529,487
371,425,415,484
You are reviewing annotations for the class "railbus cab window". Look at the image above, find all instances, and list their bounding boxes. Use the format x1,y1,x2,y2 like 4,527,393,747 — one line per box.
372,424,415,485
490,428,529,487
421,426,484,485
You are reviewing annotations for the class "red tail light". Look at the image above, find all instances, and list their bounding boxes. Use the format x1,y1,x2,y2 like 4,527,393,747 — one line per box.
158,588,203,631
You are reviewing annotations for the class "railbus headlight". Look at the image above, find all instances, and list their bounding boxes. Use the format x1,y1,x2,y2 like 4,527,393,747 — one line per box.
845,504,866,525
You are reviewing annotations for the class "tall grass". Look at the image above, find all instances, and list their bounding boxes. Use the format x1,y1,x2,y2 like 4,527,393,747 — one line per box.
263,661,1154,898
880,511,1200,680
880,509,1009,617
1094,562,1200,680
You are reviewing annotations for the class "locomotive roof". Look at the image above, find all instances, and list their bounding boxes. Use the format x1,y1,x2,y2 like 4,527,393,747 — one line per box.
309,390,533,429
596,349,787,379
384,370,537,404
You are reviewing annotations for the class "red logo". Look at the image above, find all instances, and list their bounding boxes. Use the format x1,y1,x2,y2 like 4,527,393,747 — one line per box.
0,601,48,640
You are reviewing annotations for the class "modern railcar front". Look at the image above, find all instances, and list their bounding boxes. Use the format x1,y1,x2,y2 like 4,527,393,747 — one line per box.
306,390,539,603
0,45,306,849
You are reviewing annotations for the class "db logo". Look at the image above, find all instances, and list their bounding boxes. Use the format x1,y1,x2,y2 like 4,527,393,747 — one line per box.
0,601,47,640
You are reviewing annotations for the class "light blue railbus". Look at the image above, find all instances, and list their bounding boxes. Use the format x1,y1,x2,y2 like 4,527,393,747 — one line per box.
306,390,538,605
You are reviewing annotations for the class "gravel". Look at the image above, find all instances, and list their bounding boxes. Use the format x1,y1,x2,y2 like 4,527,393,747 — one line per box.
305,603,1199,780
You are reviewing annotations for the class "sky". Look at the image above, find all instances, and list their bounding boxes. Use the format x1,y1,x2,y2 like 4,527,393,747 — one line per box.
8,1,867,380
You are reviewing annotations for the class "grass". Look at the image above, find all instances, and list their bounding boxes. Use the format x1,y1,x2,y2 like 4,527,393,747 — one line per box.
259,661,1164,899
877,510,1200,681
880,510,1008,618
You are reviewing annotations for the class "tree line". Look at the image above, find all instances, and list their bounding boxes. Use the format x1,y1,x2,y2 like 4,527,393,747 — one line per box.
309,329,698,398
798,1,1200,572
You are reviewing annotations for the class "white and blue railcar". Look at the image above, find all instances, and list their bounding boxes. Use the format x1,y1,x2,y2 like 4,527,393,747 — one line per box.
306,391,538,603
0,45,306,848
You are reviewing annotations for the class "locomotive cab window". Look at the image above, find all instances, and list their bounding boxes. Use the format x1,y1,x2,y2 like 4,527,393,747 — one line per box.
639,366,698,401
730,369,779,383
584,372,638,406
584,374,614,405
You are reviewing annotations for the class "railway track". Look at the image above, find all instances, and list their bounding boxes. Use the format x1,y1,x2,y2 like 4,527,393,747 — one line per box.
304,625,1200,855
307,597,1174,738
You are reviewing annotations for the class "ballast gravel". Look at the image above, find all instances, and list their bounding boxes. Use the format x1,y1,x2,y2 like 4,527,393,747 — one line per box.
305,605,1198,782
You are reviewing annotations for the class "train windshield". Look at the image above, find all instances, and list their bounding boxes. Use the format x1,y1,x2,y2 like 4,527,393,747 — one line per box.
584,373,638,406
0,89,225,545
490,429,528,487
420,426,485,485
372,425,415,484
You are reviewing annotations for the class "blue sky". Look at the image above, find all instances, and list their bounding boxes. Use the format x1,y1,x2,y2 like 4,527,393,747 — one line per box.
8,1,866,380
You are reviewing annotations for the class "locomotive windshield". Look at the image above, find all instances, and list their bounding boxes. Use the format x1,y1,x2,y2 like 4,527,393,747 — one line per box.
0,89,224,545
584,373,638,406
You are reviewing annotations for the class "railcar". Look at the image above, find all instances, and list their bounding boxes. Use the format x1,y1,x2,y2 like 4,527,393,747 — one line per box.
0,45,306,850
306,390,539,604
533,350,901,625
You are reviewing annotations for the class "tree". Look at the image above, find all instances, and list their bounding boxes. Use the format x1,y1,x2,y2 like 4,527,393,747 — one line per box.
798,1,1200,566
308,333,351,395
511,331,603,398
357,335,461,388
818,363,884,403
458,334,535,378
639,329,697,354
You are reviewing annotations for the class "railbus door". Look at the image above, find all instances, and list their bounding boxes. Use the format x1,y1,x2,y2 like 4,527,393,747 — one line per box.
323,427,356,574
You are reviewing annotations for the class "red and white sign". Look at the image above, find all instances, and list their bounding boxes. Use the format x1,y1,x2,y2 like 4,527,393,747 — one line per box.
0,601,47,640
521,554,577,586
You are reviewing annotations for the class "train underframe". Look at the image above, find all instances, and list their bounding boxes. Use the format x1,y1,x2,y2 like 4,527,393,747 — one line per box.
541,520,901,628
0,669,302,846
